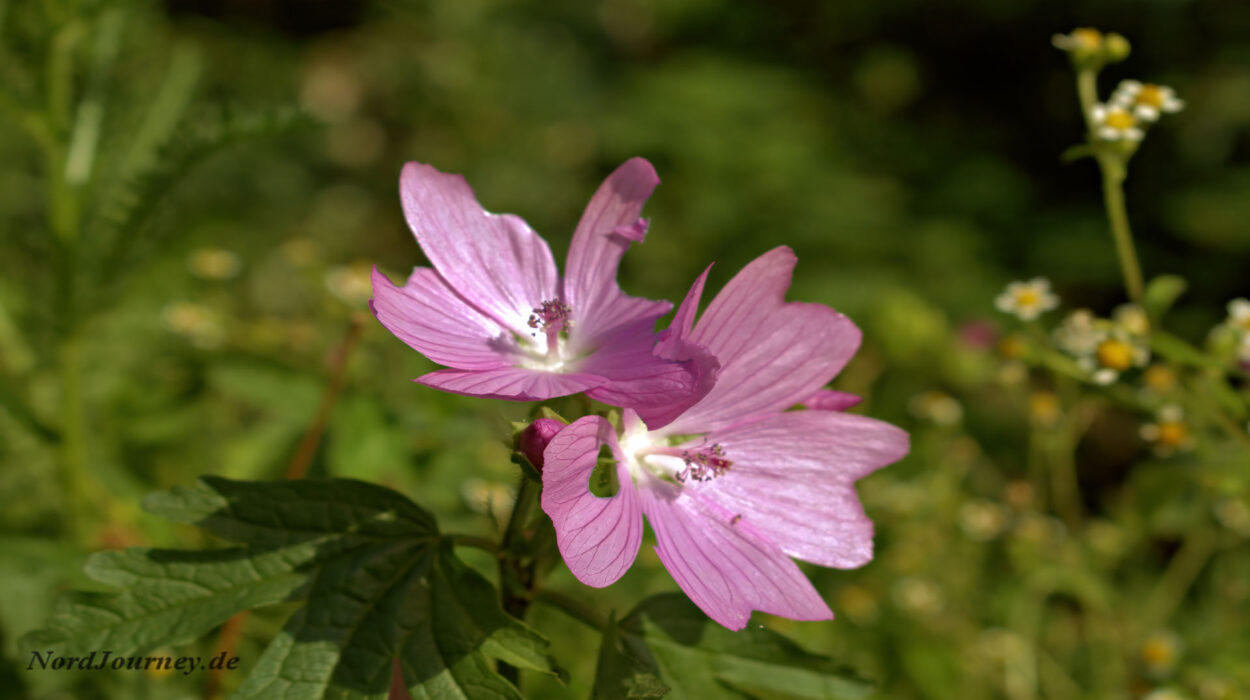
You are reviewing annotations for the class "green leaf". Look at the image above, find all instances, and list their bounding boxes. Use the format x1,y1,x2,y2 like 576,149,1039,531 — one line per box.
594,594,873,700
1141,275,1187,320
24,477,560,699
1150,331,1225,371
1059,144,1095,163
89,105,316,290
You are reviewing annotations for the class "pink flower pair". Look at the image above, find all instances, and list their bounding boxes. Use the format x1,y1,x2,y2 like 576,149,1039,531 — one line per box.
372,159,908,630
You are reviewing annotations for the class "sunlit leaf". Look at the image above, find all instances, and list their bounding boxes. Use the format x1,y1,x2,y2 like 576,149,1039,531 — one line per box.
594,593,872,700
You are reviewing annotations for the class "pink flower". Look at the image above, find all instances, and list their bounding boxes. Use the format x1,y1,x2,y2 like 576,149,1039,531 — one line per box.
371,159,713,427
540,247,909,630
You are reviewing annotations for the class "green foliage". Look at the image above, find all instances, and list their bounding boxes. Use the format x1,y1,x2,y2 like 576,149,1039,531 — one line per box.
595,594,872,700
91,105,315,290
24,478,561,699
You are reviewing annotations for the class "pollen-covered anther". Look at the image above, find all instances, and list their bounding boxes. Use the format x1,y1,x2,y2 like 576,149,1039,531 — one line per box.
676,443,733,483
528,299,573,333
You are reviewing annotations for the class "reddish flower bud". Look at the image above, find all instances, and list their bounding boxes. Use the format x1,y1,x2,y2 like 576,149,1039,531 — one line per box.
516,418,564,472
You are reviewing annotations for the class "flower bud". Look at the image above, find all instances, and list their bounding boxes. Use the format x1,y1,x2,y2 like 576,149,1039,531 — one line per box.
1103,33,1131,63
515,418,564,472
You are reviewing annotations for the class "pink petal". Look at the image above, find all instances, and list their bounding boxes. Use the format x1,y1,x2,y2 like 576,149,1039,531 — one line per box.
399,162,559,334
415,367,605,402
580,316,719,430
540,416,643,588
639,481,832,630
563,158,670,352
696,411,909,568
654,264,711,357
370,267,514,370
801,389,863,411
664,247,862,435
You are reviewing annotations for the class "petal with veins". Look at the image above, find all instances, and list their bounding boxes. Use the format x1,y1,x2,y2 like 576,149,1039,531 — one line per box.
697,411,909,568
801,389,863,411
415,367,604,401
399,163,559,334
582,316,719,431
541,416,644,588
639,481,833,631
370,267,513,370
661,248,861,434
564,158,670,351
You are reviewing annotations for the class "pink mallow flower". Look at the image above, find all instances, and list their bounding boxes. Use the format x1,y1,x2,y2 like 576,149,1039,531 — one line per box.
371,159,713,427
540,247,909,630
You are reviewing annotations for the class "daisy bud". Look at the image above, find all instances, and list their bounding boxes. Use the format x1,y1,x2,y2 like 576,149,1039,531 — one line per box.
515,418,565,472
1103,33,1131,63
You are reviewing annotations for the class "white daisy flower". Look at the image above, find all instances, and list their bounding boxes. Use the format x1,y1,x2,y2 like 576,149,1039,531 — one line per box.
1090,103,1144,142
1110,80,1184,122
1054,309,1100,355
995,278,1059,321
1139,405,1195,455
1226,297,1250,336
1072,326,1150,385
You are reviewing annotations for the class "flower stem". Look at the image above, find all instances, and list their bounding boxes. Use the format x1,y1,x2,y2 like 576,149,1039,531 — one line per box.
1098,162,1144,303
57,333,93,541
497,476,541,687
1142,526,1217,630
283,314,364,479
1074,68,1145,304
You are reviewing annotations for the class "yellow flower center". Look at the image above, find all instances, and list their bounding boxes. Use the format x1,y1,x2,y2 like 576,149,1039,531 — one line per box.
1142,365,1177,392
1104,111,1135,129
1015,289,1040,307
1156,421,1189,447
1028,392,1060,426
1141,637,1177,667
1072,28,1102,49
1238,317,1250,332
1136,84,1164,107
1096,338,1135,371
998,334,1027,360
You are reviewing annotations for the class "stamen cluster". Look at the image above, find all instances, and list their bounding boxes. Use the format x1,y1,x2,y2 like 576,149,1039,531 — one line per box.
675,443,732,483
528,298,573,333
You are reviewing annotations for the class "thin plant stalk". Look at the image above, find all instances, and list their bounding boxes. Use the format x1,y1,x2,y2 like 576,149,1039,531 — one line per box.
1075,68,1145,303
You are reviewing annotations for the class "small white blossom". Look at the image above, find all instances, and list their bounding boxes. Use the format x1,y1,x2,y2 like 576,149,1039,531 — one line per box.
1054,309,1100,355
1091,103,1144,142
1073,326,1150,385
1226,297,1250,336
1111,80,1185,122
1113,303,1150,336
1139,405,1194,455
995,278,1059,321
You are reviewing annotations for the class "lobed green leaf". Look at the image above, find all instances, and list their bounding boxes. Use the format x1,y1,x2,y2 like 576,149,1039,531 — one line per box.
594,594,873,700
23,477,560,699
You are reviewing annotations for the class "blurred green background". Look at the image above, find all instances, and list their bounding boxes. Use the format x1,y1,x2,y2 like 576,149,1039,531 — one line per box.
2,0,1249,698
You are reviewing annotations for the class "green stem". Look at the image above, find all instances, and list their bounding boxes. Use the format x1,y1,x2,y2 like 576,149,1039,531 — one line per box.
532,589,607,631
1142,526,1218,630
1098,161,1144,303
1075,68,1145,303
57,334,94,540
1076,69,1098,129
496,476,542,688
